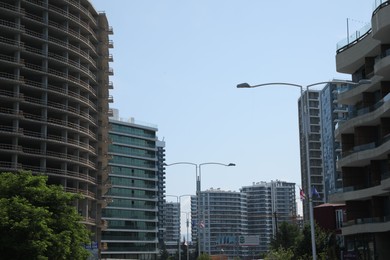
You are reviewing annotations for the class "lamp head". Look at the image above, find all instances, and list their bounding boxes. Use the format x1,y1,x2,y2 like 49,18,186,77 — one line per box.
236,83,251,88
358,79,372,85
228,163,236,167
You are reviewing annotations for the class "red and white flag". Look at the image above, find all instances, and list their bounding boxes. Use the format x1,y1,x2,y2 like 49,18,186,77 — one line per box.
300,188,306,201
199,220,205,228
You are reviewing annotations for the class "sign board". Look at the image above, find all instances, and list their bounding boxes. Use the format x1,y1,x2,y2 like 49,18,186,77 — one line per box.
238,235,260,246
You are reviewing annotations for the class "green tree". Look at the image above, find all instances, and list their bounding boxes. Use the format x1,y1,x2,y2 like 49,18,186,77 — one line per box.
197,253,211,260
268,222,339,260
265,247,294,260
0,171,91,260
270,222,302,251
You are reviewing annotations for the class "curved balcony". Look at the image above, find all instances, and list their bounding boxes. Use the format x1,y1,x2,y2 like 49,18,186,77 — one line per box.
338,137,390,168
16,127,96,154
0,2,24,16
23,46,97,82
22,62,97,97
336,75,380,105
374,50,390,79
336,31,380,74
336,93,390,138
0,19,25,33
0,73,24,84
329,178,389,203
23,12,97,56
0,144,96,169
23,0,98,41
19,111,97,140
0,54,25,68
65,187,96,200
372,1,390,42
0,36,24,51
23,29,97,69
59,0,98,27
0,144,93,169
341,216,390,236
23,80,97,111
20,95,97,125
0,163,97,185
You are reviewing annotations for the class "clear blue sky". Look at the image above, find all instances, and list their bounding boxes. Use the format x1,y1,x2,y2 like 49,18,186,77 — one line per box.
92,0,373,219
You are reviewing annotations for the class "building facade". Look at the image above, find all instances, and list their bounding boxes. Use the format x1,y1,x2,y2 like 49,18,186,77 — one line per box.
197,188,246,258
162,201,180,256
298,90,325,221
329,1,390,259
102,113,160,259
320,81,352,201
0,0,113,253
241,181,297,255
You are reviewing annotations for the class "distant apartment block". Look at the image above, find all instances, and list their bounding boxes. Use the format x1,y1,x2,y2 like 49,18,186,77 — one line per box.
196,188,246,257
0,0,113,253
241,180,297,254
102,112,161,259
299,89,324,221
162,201,180,255
320,81,352,201
188,181,296,258
329,1,390,259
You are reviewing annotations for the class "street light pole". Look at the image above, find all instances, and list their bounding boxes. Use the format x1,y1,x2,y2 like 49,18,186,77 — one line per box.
237,79,370,260
165,162,235,257
166,194,192,260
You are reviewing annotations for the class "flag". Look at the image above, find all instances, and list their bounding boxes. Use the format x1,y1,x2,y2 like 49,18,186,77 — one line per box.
311,186,320,199
300,188,306,200
199,220,205,228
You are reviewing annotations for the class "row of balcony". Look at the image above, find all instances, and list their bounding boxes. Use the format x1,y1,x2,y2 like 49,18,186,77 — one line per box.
0,89,97,125
23,12,98,54
0,125,96,154
23,27,98,68
23,0,98,39
0,160,97,184
22,61,98,96
24,43,98,81
0,143,95,169
0,108,97,139
336,92,390,133
23,79,98,111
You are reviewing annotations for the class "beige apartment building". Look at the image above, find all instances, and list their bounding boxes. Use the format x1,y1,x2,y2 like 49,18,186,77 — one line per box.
0,0,113,254
330,1,390,259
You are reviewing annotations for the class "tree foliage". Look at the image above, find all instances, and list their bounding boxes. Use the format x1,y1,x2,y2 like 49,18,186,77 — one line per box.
0,171,91,260
268,222,339,260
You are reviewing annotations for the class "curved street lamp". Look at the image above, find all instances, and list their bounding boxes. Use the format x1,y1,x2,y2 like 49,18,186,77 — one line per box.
166,194,192,260
237,79,371,260
164,162,235,257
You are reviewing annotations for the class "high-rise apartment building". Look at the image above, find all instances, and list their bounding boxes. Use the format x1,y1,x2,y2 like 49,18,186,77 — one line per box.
156,140,166,248
329,1,390,259
0,0,113,253
162,202,180,255
320,81,352,201
102,112,161,259
241,181,297,254
298,90,325,221
195,188,246,257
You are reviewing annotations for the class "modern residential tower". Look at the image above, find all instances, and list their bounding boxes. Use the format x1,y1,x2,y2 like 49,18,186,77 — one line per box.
102,112,161,259
241,180,297,255
0,0,113,252
329,1,390,259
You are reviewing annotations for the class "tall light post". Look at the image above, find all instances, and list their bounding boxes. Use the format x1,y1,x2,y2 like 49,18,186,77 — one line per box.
164,162,235,257
237,79,370,260
166,194,192,260
181,211,191,260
